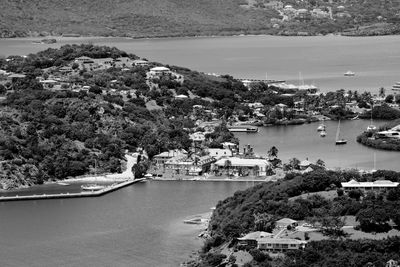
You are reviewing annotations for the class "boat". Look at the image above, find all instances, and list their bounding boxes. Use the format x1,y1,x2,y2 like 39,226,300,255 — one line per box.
317,123,326,131
57,182,70,186
228,126,258,133
335,120,347,145
344,71,355,76
81,184,106,191
392,82,400,92
320,130,326,137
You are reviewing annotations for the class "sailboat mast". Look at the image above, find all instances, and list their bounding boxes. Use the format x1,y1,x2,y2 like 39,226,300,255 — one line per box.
336,120,341,141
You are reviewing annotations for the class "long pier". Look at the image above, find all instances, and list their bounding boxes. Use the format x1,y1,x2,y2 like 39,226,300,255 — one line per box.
0,179,145,202
236,78,285,84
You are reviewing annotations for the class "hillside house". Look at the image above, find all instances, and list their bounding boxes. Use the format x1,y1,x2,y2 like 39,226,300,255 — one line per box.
258,238,307,252
341,180,399,194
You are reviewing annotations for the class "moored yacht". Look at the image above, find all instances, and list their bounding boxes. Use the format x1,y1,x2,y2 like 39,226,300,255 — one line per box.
320,130,326,137
344,70,355,76
81,184,106,191
228,126,258,133
392,82,400,92
317,124,326,131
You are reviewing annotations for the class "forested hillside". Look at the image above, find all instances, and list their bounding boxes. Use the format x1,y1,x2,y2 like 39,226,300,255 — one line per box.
1,0,400,38
0,0,277,38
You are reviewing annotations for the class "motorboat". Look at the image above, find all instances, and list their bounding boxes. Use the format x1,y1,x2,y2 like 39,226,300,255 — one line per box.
344,71,355,76
228,126,258,133
81,184,106,191
392,82,400,92
320,130,326,137
367,125,377,131
317,124,326,131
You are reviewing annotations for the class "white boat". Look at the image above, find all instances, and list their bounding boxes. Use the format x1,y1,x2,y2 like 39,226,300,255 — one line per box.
335,120,347,145
57,182,70,186
320,130,326,137
228,126,258,133
344,71,355,76
317,124,326,131
81,184,106,191
392,82,400,92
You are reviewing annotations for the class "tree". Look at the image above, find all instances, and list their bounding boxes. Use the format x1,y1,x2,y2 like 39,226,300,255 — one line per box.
385,94,394,103
379,87,386,98
316,159,325,168
289,158,300,170
356,207,391,232
267,146,279,159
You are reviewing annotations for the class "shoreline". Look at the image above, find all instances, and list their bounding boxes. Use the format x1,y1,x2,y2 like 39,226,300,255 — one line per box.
2,32,400,43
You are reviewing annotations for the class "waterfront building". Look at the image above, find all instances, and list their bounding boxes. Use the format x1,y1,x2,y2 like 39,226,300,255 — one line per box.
214,157,271,176
375,130,400,139
341,179,399,194
257,238,307,252
153,149,188,165
165,155,216,175
237,231,274,248
149,66,171,76
207,148,233,159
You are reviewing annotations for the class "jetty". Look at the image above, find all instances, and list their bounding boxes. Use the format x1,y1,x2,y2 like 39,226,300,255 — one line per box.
237,78,286,84
0,179,145,202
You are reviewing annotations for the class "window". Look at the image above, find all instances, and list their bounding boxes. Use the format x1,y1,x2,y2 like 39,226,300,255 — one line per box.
290,244,297,247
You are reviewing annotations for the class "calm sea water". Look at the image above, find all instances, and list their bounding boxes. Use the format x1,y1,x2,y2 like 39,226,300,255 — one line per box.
0,36,399,266
236,119,399,171
1,35,400,92
0,181,252,267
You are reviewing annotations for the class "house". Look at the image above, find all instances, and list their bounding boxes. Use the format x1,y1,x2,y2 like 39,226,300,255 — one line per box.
248,102,264,109
221,142,238,151
153,149,188,165
175,94,189,99
165,155,215,175
375,130,400,139
257,238,307,252
133,59,149,66
276,218,298,229
299,160,312,170
207,148,233,159
341,179,399,194
237,231,274,248
149,66,171,76
214,157,271,176
39,79,58,90
189,132,207,143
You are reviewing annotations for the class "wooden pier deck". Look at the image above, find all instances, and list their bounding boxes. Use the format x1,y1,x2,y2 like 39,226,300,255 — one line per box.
0,179,145,202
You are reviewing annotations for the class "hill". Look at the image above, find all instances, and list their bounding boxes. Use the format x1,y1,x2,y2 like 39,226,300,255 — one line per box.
1,0,400,38
0,0,278,38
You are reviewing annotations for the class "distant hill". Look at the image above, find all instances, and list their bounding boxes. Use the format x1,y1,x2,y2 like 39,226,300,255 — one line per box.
1,0,400,38
0,0,279,38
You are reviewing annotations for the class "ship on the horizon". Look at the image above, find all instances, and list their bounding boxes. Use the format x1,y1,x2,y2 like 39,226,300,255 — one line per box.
344,70,355,76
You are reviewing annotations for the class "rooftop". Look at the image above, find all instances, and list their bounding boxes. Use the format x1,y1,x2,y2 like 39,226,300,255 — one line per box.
215,157,270,167
237,231,274,240
342,179,399,188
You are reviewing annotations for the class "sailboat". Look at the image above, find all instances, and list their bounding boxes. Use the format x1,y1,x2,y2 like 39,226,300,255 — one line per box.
335,120,347,145
366,104,377,131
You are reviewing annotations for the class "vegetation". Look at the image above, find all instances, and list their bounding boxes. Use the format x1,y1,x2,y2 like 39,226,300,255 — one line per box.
0,44,240,189
357,118,400,151
1,0,400,38
195,169,400,266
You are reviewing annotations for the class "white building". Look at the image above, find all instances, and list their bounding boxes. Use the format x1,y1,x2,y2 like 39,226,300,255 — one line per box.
341,179,399,193
258,238,307,252
214,157,271,176
207,149,233,159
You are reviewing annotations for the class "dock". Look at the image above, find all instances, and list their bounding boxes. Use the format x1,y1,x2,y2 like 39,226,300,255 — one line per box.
0,179,145,202
236,78,286,84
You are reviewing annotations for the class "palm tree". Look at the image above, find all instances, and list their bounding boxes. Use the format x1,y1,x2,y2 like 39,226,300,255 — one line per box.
224,159,232,176
267,146,279,159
